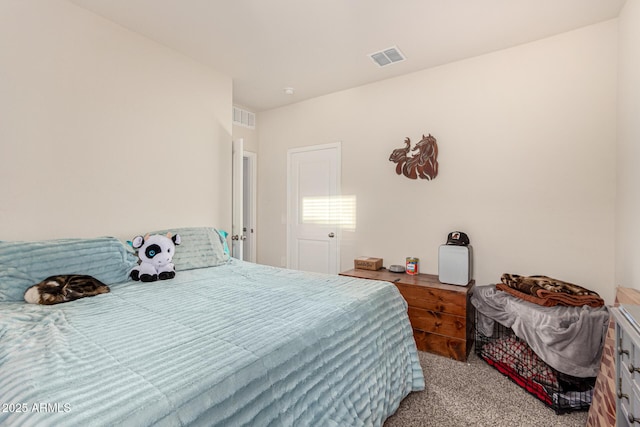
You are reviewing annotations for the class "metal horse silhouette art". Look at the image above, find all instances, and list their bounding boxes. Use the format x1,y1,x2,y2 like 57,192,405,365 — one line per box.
389,134,439,180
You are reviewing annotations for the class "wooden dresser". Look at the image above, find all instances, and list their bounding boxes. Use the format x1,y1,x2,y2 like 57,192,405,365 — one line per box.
340,268,475,361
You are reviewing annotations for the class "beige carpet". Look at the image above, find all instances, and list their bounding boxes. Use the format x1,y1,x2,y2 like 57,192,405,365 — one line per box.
384,351,588,427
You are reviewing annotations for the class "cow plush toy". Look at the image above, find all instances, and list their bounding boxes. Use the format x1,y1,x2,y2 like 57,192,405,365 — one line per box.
129,233,181,282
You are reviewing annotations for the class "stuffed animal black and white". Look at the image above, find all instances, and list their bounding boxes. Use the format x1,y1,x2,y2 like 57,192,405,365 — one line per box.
129,233,181,282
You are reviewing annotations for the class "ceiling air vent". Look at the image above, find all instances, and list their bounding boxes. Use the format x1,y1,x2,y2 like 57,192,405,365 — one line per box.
369,46,406,67
233,106,256,129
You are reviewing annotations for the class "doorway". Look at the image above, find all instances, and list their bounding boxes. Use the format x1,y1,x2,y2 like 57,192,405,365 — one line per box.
232,139,257,262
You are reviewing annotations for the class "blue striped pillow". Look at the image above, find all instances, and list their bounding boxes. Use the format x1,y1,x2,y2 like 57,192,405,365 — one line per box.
0,237,138,302
148,227,230,271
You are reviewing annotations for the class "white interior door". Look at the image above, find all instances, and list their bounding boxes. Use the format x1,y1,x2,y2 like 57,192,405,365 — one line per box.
231,138,244,259
287,143,340,274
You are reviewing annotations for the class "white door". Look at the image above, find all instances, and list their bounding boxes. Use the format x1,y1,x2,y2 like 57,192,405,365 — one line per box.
231,138,244,259
287,143,340,274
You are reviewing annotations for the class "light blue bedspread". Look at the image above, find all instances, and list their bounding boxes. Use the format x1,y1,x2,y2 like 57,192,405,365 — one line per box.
0,260,424,426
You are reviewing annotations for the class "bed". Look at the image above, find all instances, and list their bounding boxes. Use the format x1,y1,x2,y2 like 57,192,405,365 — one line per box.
0,228,424,426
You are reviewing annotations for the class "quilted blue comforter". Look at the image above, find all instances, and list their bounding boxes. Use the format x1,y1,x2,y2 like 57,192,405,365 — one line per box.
0,260,424,426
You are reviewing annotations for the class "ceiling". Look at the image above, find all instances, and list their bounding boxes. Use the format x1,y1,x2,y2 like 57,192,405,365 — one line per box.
70,0,625,112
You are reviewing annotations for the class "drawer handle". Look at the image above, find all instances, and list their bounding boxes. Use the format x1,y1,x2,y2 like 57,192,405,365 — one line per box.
619,338,630,357
630,364,640,374
619,378,629,401
629,413,640,424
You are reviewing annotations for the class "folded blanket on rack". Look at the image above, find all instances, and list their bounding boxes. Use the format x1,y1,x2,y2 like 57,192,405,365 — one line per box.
497,273,604,308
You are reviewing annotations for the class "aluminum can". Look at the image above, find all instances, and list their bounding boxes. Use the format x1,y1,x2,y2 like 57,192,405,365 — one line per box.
406,257,419,275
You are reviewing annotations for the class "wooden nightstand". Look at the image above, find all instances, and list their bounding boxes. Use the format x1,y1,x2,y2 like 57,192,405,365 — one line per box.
340,268,475,361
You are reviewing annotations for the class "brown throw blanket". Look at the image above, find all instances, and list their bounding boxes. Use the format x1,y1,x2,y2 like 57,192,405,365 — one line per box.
496,273,604,308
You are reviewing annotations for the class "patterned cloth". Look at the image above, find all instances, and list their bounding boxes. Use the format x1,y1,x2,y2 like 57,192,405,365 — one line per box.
482,336,560,390
497,273,604,308
586,308,618,426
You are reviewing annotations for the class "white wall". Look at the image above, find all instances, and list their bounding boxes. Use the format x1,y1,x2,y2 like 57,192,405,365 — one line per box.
0,0,233,242
617,0,640,292
258,21,617,303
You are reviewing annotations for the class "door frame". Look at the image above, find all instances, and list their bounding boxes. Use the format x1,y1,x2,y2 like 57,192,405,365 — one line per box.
243,151,257,263
231,138,244,260
286,142,341,271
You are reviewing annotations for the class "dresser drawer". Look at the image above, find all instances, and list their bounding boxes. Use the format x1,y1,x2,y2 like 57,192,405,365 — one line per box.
619,326,636,366
620,330,640,386
407,306,466,339
412,330,467,361
619,372,640,427
619,373,635,426
395,283,467,317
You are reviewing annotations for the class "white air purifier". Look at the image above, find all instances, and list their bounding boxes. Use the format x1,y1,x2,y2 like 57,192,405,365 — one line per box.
438,245,472,286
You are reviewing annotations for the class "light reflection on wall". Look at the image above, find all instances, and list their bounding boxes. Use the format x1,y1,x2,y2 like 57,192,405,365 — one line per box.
301,195,356,231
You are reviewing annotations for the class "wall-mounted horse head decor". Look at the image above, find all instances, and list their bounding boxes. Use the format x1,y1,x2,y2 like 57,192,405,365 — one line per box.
389,133,438,180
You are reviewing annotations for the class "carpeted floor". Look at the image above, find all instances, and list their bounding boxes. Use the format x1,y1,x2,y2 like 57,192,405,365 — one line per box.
384,351,588,427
